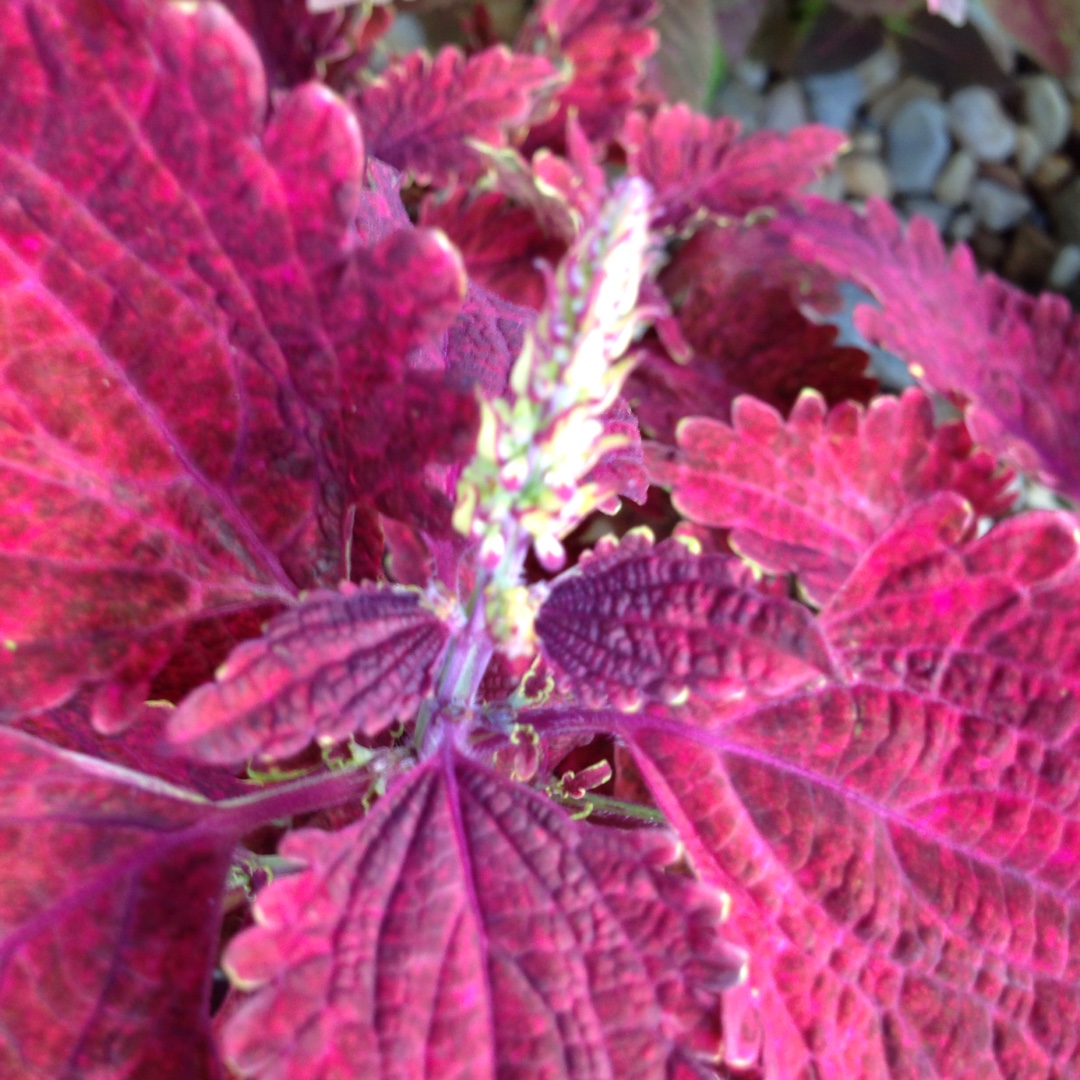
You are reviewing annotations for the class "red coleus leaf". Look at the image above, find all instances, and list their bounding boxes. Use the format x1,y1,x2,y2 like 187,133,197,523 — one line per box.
625,496,1080,1078
646,388,1015,605
221,745,745,1079
626,220,874,440
0,727,237,1079
535,533,834,708
623,105,845,231
350,45,559,187
168,584,451,765
0,0,340,725
789,197,1080,502
518,0,659,152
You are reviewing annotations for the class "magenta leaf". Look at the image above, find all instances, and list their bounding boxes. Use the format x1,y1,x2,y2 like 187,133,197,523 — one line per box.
535,533,834,707
625,497,1080,1078
518,0,659,152
623,105,845,231
168,584,451,764
221,746,745,1079
626,219,874,441
0,727,237,1079
646,388,1015,605
0,0,358,724
350,45,559,187
789,197,1080,502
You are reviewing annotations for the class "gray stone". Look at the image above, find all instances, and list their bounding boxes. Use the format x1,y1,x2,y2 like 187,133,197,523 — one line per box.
762,80,808,133
1014,126,1047,176
856,46,901,98
716,79,763,132
805,169,845,201
868,75,941,126
886,98,951,194
839,153,892,200
970,178,1033,231
851,127,883,155
949,211,977,242
805,69,866,132
933,149,977,206
1021,75,1071,154
734,58,769,93
947,86,1017,162
1050,177,1080,244
902,197,952,233
1049,244,1080,290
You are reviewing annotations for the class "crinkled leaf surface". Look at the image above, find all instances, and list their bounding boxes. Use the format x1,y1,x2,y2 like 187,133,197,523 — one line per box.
518,0,659,152
623,106,844,231
350,45,558,187
535,534,834,708
222,745,745,1079
646,389,1014,605
789,198,1080,502
625,495,1080,1079
168,584,451,764
0,0,346,723
625,220,874,441
0,727,237,1079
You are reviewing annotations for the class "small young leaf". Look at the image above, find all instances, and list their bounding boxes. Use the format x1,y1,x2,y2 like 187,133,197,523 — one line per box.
536,534,834,707
168,585,451,764
222,747,745,1078
0,728,236,1079
647,389,1014,605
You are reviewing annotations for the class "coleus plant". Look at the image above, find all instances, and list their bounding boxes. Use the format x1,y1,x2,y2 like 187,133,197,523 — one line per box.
0,0,1078,1078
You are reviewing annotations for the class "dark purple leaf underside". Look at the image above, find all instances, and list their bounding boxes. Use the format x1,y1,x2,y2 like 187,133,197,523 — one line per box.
627,496,1080,1078
351,44,559,187
646,389,1014,605
0,727,235,1079
168,584,451,764
536,533,834,708
789,197,1080,502
222,746,744,1079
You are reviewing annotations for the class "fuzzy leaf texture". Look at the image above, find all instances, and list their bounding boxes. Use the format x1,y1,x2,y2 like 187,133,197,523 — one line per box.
622,106,845,231
0,728,237,1079
788,198,1080,502
350,45,559,186
624,494,1080,1079
222,746,746,1080
646,388,1015,605
168,584,451,764
535,533,835,707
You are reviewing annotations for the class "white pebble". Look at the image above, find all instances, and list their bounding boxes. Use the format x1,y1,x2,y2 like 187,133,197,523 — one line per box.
948,86,1017,162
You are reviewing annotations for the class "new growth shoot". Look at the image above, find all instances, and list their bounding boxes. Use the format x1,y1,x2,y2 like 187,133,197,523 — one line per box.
453,178,654,650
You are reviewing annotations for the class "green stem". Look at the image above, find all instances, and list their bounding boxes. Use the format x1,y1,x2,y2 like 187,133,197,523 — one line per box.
553,791,667,825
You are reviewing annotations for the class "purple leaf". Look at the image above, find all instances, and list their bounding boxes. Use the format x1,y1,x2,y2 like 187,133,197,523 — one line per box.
0,727,236,1078
646,389,1015,605
221,746,745,1078
789,197,1080,502
168,584,451,764
351,45,559,186
536,532,834,707
625,496,1080,1078
623,105,845,231
518,0,660,152
625,219,874,441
